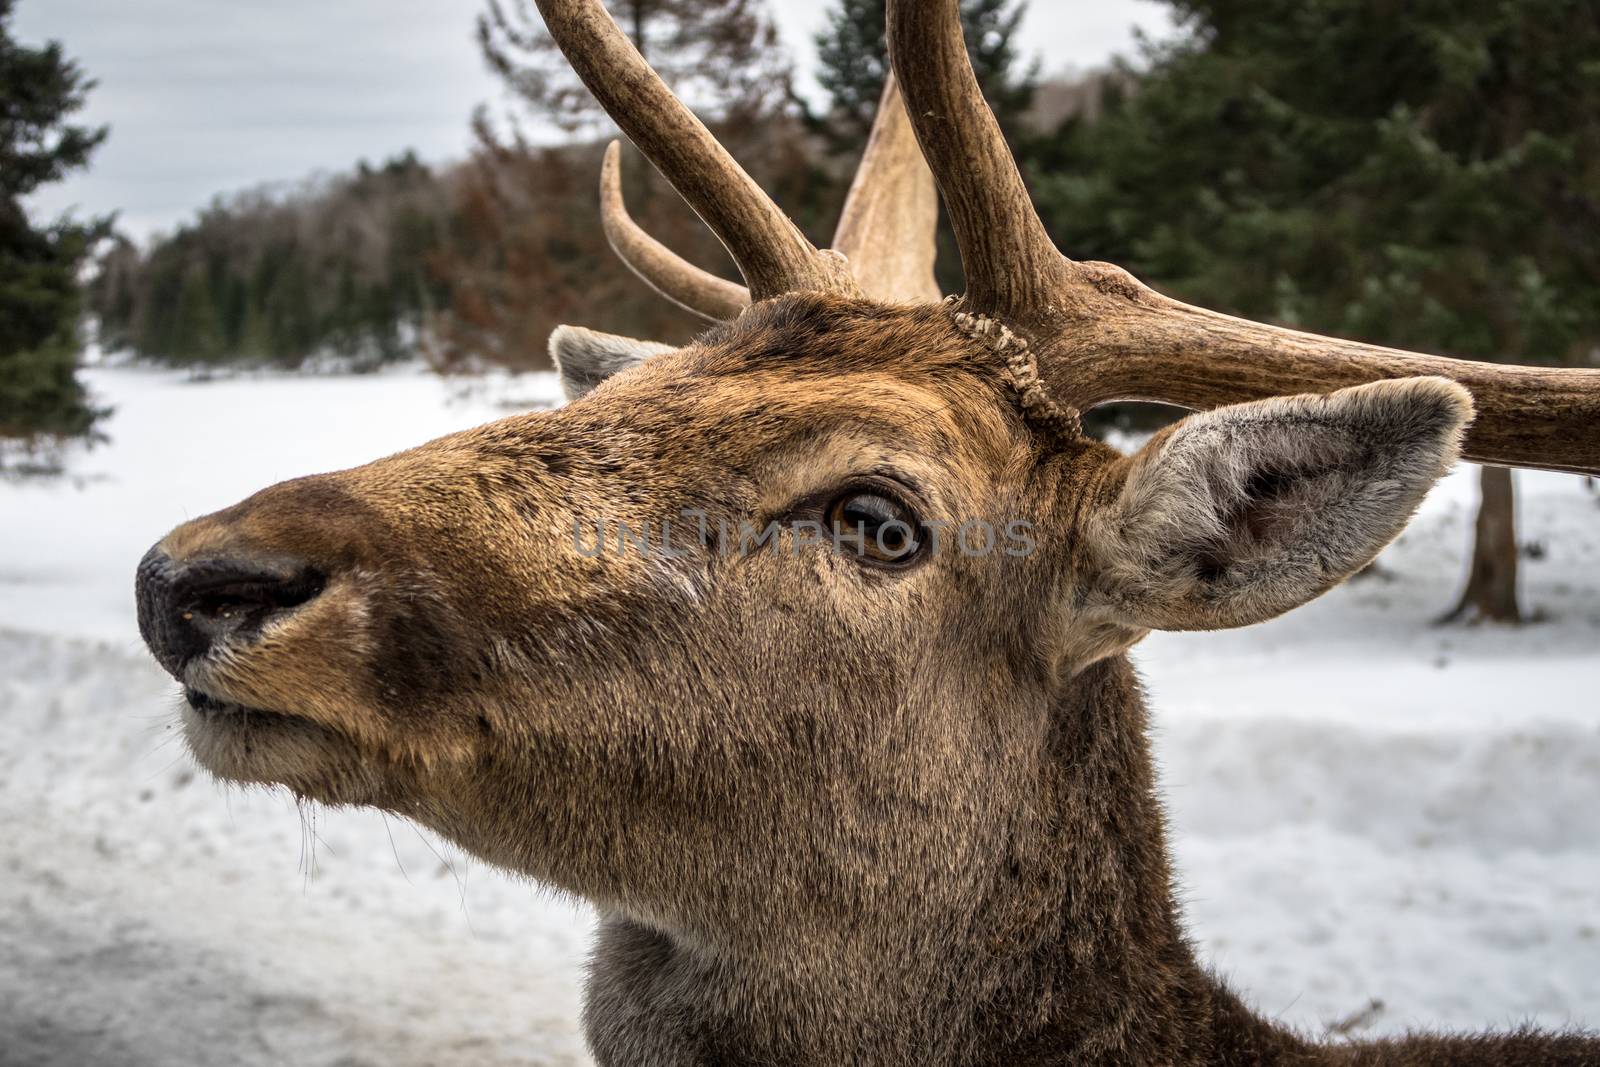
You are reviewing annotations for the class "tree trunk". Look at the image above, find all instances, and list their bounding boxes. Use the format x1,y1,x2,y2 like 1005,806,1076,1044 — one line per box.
1442,465,1522,624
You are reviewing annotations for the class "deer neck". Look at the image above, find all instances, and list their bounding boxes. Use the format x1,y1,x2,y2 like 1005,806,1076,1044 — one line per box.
581,654,1316,1067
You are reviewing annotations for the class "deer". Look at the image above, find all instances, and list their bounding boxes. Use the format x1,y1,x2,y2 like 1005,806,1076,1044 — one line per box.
133,1,1600,1064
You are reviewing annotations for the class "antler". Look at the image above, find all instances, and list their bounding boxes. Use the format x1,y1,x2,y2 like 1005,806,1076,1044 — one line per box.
828,75,941,304
534,0,855,302
886,0,1600,476
598,73,940,311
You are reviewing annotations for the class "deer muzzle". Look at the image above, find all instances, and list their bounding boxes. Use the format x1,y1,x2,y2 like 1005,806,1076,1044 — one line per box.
135,546,326,679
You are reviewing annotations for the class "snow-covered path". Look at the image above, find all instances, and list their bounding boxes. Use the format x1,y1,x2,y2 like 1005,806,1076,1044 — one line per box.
2,367,1596,1065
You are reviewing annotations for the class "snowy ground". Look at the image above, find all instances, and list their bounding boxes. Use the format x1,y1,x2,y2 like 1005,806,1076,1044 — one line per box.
2,366,1596,1065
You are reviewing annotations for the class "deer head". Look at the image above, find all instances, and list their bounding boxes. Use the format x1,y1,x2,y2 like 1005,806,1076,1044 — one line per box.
135,1,1600,1062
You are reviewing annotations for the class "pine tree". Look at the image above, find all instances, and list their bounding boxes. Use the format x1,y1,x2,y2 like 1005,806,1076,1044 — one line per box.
89,153,453,371
0,0,108,440
174,267,226,372
1030,0,1600,623
812,0,1036,150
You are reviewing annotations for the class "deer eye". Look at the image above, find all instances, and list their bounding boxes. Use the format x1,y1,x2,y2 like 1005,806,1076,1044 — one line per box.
826,490,924,567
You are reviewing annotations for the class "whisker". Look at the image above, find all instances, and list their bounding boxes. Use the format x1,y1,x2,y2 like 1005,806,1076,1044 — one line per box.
411,823,474,934
382,813,414,886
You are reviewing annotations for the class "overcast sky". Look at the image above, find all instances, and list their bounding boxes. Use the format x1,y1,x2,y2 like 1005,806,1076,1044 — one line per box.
16,0,1176,241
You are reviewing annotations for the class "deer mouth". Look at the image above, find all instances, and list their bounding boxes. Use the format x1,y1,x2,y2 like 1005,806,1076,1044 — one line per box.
183,686,301,725
180,683,336,758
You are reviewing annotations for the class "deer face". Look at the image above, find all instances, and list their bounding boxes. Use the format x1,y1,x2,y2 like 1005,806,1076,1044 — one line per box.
136,291,1473,947
134,297,1059,929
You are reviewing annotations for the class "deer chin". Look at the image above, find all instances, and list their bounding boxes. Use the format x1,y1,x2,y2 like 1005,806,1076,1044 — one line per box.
179,684,380,806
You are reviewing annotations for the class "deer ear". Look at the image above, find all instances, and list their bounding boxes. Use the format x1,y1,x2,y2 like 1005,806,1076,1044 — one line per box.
549,325,676,401
1083,377,1473,634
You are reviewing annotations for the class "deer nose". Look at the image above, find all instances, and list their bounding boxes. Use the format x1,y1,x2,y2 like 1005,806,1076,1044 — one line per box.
135,547,326,677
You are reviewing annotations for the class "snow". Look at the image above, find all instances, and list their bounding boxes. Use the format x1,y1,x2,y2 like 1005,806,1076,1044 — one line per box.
2,365,1597,1064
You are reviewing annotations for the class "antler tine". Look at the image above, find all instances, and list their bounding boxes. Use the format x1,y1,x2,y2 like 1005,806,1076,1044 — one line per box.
599,142,751,322
534,0,856,302
885,0,1071,316
830,74,941,304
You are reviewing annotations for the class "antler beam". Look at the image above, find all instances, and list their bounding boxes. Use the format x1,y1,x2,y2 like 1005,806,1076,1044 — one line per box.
886,0,1600,476
534,0,855,301
884,0,1071,315
1070,290,1600,476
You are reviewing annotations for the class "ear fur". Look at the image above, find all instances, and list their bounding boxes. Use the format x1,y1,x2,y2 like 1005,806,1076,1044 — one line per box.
1081,377,1474,637
549,325,675,401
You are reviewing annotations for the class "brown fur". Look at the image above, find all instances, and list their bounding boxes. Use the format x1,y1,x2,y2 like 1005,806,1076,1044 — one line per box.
140,295,1595,1065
